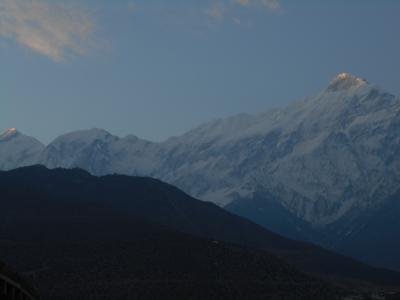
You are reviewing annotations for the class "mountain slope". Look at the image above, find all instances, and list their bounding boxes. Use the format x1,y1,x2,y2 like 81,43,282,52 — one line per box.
1,232,347,300
0,166,349,300
1,165,399,289
29,73,400,226
0,128,44,170
326,189,400,271
2,73,400,271
225,190,314,241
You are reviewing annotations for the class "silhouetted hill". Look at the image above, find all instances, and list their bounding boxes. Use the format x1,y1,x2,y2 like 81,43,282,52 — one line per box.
0,223,345,300
0,166,399,299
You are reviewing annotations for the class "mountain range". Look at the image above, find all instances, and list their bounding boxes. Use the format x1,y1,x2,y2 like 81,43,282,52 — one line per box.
1,73,400,271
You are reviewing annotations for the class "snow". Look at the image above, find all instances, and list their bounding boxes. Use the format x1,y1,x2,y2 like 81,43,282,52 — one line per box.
0,128,18,140
0,129,45,170
326,73,367,92
2,73,400,226
50,128,118,145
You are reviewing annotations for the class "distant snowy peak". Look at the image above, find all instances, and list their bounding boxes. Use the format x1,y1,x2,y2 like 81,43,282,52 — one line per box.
50,128,119,146
172,73,384,146
4,127,18,134
40,129,118,172
326,73,368,92
0,129,45,170
0,128,19,140
0,128,44,146
154,73,400,223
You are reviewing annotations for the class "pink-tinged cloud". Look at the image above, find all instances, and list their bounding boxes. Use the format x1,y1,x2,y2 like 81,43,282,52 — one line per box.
0,0,95,62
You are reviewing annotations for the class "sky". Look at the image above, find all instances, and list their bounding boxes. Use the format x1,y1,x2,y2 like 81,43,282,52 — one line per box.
1,0,400,144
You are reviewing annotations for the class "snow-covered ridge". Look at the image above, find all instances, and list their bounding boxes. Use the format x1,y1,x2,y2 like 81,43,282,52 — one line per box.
2,73,400,226
0,129,45,170
326,73,367,92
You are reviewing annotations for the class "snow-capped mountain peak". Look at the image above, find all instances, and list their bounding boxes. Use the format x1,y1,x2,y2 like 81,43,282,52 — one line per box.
40,128,121,175
326,72,368,92
5,127,18,134
0,129,45,170
0,128,19,140
49,128,117,145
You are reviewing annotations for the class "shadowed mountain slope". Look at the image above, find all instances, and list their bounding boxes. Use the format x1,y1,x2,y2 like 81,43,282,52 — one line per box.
0,165,399,290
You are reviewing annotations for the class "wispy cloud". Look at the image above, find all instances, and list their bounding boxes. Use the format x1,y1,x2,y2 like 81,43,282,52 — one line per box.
207,0,281,21
0,0,95,62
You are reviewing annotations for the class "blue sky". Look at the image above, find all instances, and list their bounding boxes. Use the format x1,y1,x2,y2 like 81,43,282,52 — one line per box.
1,0,400,143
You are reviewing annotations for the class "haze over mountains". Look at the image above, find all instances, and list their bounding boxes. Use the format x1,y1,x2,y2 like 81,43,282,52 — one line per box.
2,73,400,271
